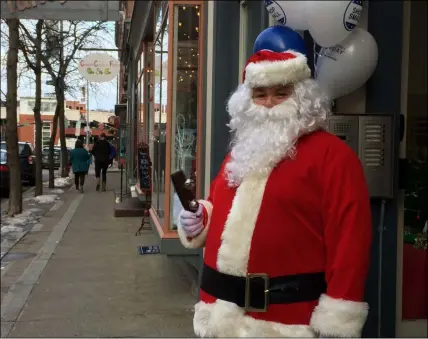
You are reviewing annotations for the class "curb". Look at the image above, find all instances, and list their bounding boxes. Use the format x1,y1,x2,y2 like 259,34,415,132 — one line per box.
0,184,72,260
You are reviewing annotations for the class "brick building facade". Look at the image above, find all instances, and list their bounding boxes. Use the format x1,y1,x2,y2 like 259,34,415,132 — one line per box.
18,98,115,147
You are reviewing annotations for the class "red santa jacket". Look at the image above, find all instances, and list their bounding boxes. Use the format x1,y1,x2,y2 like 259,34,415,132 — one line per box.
178,131,372,338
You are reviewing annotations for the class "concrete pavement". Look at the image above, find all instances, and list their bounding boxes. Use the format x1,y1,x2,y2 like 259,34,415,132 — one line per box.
1,172,197,337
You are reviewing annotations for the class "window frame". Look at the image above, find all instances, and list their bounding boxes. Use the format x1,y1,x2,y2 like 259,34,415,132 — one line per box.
149,0,206,239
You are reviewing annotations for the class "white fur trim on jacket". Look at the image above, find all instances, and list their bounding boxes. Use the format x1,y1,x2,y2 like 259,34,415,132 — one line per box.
310,294,369,338
177,200,213,249
194,300,316,337
217,173,270,276
244,54,311,88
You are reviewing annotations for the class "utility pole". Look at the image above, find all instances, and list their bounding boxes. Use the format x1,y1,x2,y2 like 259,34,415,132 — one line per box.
86,79,90,146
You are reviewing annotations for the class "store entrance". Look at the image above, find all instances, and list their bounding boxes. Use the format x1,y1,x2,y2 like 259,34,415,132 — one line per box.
396,1,427,337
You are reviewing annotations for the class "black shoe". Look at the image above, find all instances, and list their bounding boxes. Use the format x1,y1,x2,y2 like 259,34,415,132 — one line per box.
96,184,100,191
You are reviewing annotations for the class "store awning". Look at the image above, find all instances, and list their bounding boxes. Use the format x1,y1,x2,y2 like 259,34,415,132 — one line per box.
128,0,154,61
1,1,120,21
65,128,114,137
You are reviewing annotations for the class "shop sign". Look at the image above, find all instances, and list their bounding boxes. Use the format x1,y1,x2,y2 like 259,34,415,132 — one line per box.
1,0,120,21
78,53,120,83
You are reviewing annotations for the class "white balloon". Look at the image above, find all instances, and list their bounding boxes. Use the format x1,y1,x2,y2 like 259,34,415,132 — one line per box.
306,0,363,47
264,0,309,31
315,28,378,100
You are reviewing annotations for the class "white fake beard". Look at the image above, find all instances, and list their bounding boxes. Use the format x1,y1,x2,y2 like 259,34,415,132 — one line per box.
225,83,327,187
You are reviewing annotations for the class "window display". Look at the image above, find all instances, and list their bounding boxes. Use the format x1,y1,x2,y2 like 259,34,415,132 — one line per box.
152,10,169,223
170,4,201,230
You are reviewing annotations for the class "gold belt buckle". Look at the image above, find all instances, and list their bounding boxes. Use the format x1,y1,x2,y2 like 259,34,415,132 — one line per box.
244,273,270,312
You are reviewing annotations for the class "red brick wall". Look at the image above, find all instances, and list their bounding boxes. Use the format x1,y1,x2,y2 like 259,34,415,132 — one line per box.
18,114,59,145
65,100,86,111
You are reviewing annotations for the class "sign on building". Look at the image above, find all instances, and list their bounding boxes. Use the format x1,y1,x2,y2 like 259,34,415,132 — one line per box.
1,1,120,21
78,53,120,83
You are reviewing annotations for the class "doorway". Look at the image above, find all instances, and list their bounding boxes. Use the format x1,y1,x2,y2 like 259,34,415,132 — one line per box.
397,1,427,337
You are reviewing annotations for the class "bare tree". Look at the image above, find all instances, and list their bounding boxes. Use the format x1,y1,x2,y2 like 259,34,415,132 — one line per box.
18,20,44,196
20,20,111,187
5,18,22,216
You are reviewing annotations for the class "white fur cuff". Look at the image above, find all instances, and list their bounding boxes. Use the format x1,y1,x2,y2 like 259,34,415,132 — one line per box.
177,200,213,249
310,294,369,338
178,225,209,249
244,54,311,88
194,300,316,338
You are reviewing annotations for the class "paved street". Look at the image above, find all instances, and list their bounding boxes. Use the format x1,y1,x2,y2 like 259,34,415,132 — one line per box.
1,171,196,337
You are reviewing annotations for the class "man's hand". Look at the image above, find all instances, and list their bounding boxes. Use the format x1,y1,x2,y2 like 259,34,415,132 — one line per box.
179,204,204,238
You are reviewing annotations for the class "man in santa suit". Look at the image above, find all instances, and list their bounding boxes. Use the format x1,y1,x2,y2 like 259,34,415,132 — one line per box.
178,50,372,338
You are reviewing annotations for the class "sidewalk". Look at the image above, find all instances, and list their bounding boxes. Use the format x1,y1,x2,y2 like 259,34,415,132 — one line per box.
1,172,196,337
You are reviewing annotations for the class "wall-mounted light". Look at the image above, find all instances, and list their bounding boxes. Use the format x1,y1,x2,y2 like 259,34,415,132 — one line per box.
182,6,186,10
179,22,182,27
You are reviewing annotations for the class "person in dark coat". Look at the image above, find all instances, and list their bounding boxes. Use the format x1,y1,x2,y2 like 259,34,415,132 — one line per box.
91,133,110,191
109,142,117,168
70,139,90,193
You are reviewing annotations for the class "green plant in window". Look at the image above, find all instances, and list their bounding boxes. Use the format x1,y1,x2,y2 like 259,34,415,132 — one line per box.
413,231,427,250
404,143,428,249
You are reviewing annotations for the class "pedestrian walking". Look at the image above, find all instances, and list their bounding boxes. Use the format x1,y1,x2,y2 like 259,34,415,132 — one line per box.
178,50,372,337
91,133,110,191
70,140,90,193
109,142,117,168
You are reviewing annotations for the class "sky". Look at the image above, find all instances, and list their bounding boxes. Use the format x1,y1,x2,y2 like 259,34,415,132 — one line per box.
1,21,118,111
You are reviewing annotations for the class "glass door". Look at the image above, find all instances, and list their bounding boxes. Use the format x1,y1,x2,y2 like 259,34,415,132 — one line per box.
397,1,427,336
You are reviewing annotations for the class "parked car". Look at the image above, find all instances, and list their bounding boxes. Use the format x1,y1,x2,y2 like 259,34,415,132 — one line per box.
42,146,72,169
0,141,36,186
0,149,9,197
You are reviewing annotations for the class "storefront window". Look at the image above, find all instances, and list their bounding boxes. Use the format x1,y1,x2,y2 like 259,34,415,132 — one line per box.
170,4,201,230
152,14,169,222
146,43,154,159
401,1,427,322
139,49,145,140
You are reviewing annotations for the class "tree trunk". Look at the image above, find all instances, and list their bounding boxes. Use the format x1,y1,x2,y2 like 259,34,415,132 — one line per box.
48,106,59,189
58,88,68,178
33,20,43,197
6,18,22,216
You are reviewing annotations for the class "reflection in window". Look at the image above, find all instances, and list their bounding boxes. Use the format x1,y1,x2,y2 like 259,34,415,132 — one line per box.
152,14,169,223
401,2,427,322
170,5,200,230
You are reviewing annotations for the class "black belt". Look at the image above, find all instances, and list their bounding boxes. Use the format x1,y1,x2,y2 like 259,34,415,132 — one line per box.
200,264,326,312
